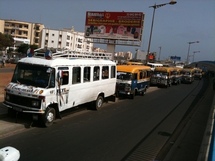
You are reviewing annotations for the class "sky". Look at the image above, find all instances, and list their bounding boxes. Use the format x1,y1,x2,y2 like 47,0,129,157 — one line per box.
0,0,215,62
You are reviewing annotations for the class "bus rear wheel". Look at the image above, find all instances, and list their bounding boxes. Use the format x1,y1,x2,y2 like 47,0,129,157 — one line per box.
42,107,56,127
94,95,104,110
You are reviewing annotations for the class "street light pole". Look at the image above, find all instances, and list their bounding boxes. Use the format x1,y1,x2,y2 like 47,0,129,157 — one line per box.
158,46,162,61
192,51,200,62
146,0,177,63
186,41,199,64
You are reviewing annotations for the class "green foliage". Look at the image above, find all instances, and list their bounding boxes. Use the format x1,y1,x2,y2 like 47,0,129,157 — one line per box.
17,44,38,54
17,44,29,54
0,33,14,50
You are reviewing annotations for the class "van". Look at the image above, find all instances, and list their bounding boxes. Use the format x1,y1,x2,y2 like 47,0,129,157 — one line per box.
194,68,203,80
116,65,151,99
172,67,182,85
181,68,195,83
150,67,174,87
3,57,116,126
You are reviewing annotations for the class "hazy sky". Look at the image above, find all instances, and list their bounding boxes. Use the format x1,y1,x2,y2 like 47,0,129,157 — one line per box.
0,0,214,62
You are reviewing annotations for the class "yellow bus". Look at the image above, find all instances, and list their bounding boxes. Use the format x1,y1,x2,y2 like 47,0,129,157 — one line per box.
126,61,144,65
193,68,203,80
172,67,183,85
116,65,151,99
150,67,175,87
181,68,195,83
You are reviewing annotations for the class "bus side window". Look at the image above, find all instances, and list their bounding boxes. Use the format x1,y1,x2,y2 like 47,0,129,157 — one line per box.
139,71,143,79
132,73,137,80
111,66,116,78
84,66,91,82
93,66,100,81
147,71,151,77
62,71,69,85
139,70,146,79
72,67,81,84
102,66,109,79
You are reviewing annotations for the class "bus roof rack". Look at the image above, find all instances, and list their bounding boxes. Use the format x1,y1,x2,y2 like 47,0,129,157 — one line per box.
33,48,113,60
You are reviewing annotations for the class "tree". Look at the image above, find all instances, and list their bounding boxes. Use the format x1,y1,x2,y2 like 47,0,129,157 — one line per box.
17,44,29,54
0,33,14,50
17,44,38,54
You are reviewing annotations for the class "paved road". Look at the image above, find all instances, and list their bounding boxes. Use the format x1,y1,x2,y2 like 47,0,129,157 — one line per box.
0,78,214,161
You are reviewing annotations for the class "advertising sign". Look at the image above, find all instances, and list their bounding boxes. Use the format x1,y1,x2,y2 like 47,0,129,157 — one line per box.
85,11,144,42
147,53,156,62
170,56,181,61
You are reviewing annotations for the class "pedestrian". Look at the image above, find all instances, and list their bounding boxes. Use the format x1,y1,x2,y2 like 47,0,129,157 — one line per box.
27,48,34,57
2,55,6,67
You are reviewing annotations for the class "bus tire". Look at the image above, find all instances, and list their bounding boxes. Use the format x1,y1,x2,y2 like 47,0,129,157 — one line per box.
141,88,146,96
42,107,56,127
94,95,104,110
130,90,136,99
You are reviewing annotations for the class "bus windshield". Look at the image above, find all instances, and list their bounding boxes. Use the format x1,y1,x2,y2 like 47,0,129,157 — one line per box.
153,71,168,76
12,63,55,88
117,72,134,80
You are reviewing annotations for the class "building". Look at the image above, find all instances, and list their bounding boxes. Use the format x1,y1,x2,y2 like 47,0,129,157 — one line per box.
40,28,93,52
0,19,45,47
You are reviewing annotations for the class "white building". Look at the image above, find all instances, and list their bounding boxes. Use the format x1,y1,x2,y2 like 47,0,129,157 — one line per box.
40,28,93,52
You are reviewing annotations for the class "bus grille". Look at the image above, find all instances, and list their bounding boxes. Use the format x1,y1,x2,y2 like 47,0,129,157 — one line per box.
6,93,41,109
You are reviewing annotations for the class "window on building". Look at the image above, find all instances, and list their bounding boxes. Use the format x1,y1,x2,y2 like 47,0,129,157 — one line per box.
72,67,81,84
52,34,55,36
67,35,70,40
78,38,82,43
35,26,40,30
77,44,82,49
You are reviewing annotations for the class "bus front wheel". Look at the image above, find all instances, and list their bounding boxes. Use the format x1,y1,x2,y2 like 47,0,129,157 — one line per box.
42,107,56,127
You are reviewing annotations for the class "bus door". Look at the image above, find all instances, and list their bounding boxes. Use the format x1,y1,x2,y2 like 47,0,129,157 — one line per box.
138,70,149,91
57,67,70,110
131,73,138,91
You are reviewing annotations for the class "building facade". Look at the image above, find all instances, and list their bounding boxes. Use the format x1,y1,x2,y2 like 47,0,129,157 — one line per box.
0,19,45,47
40,28,93,52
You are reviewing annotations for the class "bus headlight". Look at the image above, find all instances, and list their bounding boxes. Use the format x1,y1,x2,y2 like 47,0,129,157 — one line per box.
32,100,40,107
5,94,10,101
125,84,131,91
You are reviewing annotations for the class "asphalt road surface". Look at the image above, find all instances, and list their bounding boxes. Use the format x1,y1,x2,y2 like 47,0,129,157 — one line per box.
0,79,209,161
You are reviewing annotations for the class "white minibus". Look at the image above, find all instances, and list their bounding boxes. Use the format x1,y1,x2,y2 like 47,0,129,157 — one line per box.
3,57,116,126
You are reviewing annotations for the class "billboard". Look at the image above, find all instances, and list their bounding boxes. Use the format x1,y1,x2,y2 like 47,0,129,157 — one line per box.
85,11,144,43
170,56,181,61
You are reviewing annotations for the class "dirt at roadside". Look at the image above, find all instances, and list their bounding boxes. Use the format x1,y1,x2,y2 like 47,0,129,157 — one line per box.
0,64,16,95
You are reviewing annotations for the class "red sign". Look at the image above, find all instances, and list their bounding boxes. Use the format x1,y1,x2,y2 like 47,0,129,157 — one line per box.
85,11,144,41
148,53,155,60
